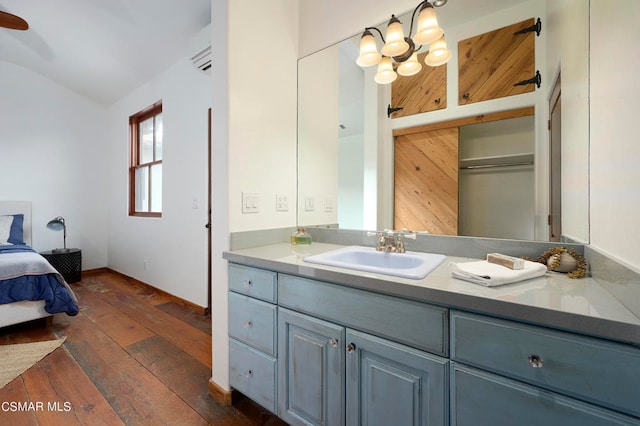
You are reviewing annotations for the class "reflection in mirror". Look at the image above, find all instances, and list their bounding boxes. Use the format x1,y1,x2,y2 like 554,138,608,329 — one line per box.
297,0,589,244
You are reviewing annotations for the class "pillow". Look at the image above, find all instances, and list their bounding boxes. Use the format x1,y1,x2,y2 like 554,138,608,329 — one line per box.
0,214,24,245
0,215,12,245
9,214,24,244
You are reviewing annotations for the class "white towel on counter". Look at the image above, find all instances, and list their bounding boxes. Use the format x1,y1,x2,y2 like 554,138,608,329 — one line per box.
450,259,547,287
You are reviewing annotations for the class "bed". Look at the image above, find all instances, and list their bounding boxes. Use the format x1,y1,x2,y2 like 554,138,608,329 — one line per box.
0,201,79,328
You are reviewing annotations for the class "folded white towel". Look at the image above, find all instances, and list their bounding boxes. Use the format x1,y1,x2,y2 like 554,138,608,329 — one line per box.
450,259,547,287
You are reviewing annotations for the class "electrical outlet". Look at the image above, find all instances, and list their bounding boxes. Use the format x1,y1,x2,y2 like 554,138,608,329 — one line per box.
324,198,334,212
305,196,315,211
276,194,289,212
242,192,260,213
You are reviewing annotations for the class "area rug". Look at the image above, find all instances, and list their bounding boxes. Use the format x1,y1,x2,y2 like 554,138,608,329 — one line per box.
0,337,66,388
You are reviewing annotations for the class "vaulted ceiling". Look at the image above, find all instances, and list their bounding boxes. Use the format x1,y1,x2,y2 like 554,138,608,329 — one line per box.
0,0,211,105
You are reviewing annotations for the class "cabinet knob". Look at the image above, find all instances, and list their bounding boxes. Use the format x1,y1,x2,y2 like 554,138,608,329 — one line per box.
243,321,252,328
244,370,253,377
346,343,357,353
244,280,252,287
329,339,338,348
528,354,543,368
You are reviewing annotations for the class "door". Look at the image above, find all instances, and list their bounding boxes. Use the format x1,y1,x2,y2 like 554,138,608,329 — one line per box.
278,308,345,426
394,127,459,234
345,329,448,426
549,75,562,241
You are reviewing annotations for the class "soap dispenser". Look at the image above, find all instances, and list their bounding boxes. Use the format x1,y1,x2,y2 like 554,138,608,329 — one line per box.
291,227,312,245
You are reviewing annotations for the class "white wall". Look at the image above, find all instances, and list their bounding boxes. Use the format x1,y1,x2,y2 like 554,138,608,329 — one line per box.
590,0,640,271
210,0,299,390
0,62,108,269
107,59,211,307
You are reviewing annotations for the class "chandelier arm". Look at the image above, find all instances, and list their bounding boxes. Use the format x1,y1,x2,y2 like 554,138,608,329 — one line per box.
365,26,386,43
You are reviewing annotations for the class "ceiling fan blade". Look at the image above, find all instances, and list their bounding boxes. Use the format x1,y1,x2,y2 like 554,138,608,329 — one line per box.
0,11,29,30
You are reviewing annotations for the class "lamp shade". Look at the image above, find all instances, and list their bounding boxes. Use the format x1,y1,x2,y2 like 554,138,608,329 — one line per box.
413,4,443,46
374,57,397,84
425,35,451,66
356,30,382,67
47,216,65,231
47,216,68,252
397,52,422,76
381,16,409,58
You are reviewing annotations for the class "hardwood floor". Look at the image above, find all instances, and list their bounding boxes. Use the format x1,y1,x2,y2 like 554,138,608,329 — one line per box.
0,270,286,425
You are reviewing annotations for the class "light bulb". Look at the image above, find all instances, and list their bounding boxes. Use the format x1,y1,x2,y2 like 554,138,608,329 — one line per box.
397,52,422,76
356,30,382,67
374,57,397,84
413,5,443,46
425,35,451,67
381,16,409,58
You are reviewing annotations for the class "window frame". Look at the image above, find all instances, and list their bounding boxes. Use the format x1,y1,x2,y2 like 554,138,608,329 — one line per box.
129,101,163,217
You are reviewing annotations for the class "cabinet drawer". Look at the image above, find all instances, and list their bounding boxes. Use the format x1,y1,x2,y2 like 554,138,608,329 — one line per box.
451,311,640,417
229,292,277,356
279,274,448,356
229,264,277,302
451,364,639,426
229,339,277,414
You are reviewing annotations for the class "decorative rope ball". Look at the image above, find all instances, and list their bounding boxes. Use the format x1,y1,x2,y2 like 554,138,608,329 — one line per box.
524,247,587,279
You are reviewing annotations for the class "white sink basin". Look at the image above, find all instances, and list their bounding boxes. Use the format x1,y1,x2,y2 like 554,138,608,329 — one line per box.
303,246,446,280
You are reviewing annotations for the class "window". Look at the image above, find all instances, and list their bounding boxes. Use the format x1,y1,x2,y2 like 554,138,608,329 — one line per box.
129,101,163,217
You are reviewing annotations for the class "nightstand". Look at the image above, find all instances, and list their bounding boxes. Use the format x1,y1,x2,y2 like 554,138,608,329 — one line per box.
40,248,82,283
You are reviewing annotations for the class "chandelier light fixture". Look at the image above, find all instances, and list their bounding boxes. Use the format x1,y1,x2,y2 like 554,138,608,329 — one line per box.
356,0,452,84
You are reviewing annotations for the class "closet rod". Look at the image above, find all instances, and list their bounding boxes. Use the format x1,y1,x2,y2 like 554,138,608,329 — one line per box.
460,161,534,170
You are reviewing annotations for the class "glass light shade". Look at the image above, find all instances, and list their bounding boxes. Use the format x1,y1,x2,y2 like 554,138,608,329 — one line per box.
413,6,443,46
425,35,452,66
374,57,397,84
356,32,382,67
397,52,422,76
381,18,409,57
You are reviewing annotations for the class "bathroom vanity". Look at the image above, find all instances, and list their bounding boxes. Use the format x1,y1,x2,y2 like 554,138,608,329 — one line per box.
224,242,640,425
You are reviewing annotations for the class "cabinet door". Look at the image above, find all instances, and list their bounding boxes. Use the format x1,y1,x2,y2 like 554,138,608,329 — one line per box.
278,308,345,426
394,127,459,235
458,18,536,105
390,51,447,118
451,364,639,426
346,329,448,426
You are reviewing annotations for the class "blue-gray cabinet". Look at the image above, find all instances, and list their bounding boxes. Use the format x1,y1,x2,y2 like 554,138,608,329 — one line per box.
450,311,640,424
346,329,448,426
227,262,640,425
278,308,345,426
228,264,278,413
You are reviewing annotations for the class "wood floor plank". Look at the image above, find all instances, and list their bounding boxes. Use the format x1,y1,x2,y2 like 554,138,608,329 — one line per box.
0,271,284,425
0,377,39,426
56,311,209,425
84,275,212,369
22,346,124,426
71,280,155,347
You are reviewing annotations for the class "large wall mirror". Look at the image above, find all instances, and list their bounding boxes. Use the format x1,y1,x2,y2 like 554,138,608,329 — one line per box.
297,0,589,244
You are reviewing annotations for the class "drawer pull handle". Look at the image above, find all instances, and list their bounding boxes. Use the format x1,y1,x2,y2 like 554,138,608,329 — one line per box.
244,280,253,287
244,370,253,377
330,339,338,348
528,355,543,368
346,343,356,353
243,321,252,328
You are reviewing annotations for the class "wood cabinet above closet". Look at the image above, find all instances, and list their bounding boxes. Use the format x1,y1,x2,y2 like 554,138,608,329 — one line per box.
390,51,447,118
458,18,537,105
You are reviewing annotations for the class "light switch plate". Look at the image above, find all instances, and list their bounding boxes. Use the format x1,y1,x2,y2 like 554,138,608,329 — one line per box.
305,196,315,211
276,194,289,212
242,192,260,213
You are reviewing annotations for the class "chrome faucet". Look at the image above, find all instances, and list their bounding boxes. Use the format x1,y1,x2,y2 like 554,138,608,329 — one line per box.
367,230,416,253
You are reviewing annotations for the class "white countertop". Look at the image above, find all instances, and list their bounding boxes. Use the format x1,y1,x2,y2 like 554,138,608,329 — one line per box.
224,242,640,345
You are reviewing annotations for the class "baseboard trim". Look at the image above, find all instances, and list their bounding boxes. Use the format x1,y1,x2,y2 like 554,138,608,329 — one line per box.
105,268,209,315
208,378,241,406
